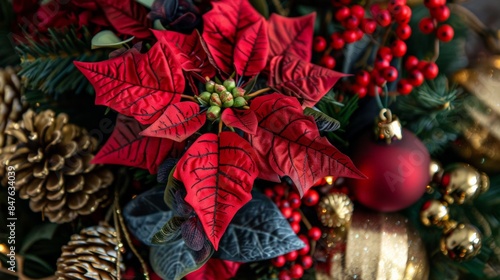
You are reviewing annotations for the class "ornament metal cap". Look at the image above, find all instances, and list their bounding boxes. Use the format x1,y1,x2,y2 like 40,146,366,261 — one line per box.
374,108,402,144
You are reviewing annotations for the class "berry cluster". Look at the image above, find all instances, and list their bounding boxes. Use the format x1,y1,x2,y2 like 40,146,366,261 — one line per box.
314,0,447,97
419,0,454,42
200,78,247,120
264,184,323,280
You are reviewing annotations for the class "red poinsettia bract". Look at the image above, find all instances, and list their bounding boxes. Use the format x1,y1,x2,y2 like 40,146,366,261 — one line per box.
75,0,364,250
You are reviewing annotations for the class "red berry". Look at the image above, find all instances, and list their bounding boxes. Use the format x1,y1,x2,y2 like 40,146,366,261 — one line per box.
335,6,351,22
424,0,446,9
396,24,412,40
374,57,390,69
280,206,293,219
343,15,360,30
288,193,301,208
437,24,454,42
408,69,425,87
397,79,413,95
290,264,304,279
368,84,383,97
372,70,387,86
383,66,399,82
355,70,371,86
338,0,352,4
350,5,365,19
301,255,314,270
272,255,286,267
308,227,322,241
360,18,377,34
289,211,302,223
313,36,327,52
264,188,274,198
419,17,435,34
376,10,392,27
391,40,407,57
299,234,310,245
430,5,450,22
423,62,439,79
393,5,411,24
278,270,291,280
303,189,319,206
388,0,406,12
354,28,364,40
285,250,299,262
405,55,419,70
351,84,367,98
320,55,336,69
377,46,393,62
330,33,345,49
281,200,290,208
343,30,358,43
298,242,310,255
274,184,286,197
291,222,301,233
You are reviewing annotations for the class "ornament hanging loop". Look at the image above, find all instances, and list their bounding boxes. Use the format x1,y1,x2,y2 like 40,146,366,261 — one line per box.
375,108,402,144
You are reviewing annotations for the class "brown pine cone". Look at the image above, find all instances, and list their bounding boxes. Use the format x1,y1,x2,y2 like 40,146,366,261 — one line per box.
56,225,124,279
0,66,27,148
0,109,113,223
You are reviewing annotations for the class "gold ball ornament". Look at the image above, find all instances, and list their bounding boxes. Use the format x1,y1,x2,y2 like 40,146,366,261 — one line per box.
316,210,429,280
439,163,489,204
429,159,443,182
420,200,450,227
440,224,482,261
317,193,353,228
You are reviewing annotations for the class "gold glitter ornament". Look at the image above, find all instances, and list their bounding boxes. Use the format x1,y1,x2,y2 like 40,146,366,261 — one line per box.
316,210,429,280
316,193,353,228
56,224,124,279
419,199,450,227
440,223,482,261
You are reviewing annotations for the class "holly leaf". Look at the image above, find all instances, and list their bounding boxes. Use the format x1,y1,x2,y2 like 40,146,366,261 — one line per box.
140,101,206,142
123,186,174,246
150,239,213,280
75,38,185,125
248,94,365,196
152,30,217,78
269,55,346,108
214,191,304,261
267,13,315,63
93,115,184,174
95,0,152,39
185,259,241,280
221,108,258,135
174,132,258,250
202,0,269,76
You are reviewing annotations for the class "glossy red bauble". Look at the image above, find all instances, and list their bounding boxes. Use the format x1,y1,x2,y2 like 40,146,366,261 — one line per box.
348,129,430,212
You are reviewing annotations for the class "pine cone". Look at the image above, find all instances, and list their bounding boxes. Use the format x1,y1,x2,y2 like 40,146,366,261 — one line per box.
0,109,113,223
0,66,26,148
56,225,124,279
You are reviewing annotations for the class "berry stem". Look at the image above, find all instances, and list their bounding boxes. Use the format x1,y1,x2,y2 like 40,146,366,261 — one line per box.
431,37,440,62
374,86,384,110
242,105,250,110
298,208,312,230
181,94,197,102
246,87,271,99
218,119,223,135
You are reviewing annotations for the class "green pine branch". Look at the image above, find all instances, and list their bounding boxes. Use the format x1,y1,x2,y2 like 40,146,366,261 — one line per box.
396,76,463,154
15,27,110,97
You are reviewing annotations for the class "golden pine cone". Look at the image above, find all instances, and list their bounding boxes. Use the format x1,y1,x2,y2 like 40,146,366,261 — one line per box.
56,225,124,279
0,109,113,223
0,66,27,148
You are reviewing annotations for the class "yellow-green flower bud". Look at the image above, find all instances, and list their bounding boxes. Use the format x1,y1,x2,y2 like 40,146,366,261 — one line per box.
207,106,221,121
223,78,236,92
220,91,234,108
233,96,247,108
210,92,222,107
215,84,226,93
205,80,216,92
199,91,211,103
232,87,245,98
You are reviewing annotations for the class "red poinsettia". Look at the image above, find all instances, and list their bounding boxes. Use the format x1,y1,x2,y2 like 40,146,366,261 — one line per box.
75,0,364,250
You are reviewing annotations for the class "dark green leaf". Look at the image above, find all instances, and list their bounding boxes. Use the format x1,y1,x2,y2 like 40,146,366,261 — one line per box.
150,239,213,280
123,187,173,246
164,166,184,210
20,223,59,254
214,191,304,262
151,216,185,245
304,107,341,131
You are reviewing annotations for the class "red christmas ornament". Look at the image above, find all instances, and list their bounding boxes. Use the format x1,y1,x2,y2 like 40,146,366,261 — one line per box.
348,126,430,212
